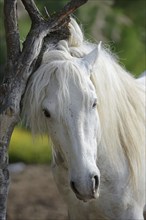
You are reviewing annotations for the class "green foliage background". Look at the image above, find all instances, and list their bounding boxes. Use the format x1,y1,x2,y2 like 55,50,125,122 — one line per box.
0,0,145,163
9,127,52,164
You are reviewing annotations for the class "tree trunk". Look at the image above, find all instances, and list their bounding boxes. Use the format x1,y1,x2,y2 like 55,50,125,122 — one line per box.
0,0,88,219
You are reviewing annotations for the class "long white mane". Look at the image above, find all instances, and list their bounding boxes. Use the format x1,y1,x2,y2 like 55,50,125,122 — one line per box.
22,18,145,189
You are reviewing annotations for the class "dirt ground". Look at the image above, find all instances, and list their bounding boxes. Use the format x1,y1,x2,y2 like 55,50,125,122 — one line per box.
7,164,146,220
7,165,67,220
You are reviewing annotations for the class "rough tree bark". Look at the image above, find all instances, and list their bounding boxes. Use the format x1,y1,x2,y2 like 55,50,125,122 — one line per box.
0,0,88,219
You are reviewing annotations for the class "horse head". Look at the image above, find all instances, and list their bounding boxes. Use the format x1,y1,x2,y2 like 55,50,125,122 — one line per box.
40,44,101,201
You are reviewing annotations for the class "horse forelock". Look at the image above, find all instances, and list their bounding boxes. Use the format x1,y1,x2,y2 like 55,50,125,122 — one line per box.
22,45,90,133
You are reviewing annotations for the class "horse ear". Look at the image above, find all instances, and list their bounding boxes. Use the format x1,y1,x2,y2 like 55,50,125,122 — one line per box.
83,41,102,74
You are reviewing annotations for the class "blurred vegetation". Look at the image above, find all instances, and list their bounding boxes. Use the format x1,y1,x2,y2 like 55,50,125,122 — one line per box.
0,0,145,163
9,127,52,164
76,0,146,76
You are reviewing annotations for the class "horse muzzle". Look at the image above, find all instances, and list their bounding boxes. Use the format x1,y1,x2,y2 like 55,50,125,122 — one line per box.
70,173,100,202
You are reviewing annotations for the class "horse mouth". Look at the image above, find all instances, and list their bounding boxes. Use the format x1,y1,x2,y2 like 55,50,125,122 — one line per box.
75,192,98,202
72,185,99,202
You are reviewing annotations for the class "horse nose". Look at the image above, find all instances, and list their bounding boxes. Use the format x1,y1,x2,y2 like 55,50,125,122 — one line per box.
92,175,99,195
70,174,100,200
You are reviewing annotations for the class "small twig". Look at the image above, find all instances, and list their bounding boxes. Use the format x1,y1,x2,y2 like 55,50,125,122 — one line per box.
44,6,50,18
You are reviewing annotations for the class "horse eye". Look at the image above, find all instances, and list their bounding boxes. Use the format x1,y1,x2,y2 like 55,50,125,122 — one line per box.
92,100,97,108
43,109,51,118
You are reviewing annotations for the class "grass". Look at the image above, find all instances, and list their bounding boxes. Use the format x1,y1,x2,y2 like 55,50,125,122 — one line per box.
9,127,52,164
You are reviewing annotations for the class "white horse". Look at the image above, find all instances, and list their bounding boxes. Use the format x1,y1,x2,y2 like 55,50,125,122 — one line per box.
22,18,145,220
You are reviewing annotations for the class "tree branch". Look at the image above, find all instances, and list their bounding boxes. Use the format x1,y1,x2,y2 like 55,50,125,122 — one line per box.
20,0,88,73
45,0,88,33
21,0,44,23
53,0,88,23
4,0,21,64
0,1,89,219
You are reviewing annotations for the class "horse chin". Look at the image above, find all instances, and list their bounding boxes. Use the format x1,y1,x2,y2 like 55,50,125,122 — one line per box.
75,191,99,203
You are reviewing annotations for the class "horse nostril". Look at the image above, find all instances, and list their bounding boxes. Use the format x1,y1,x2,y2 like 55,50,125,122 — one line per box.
70,181,79,195
92,175,99,193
